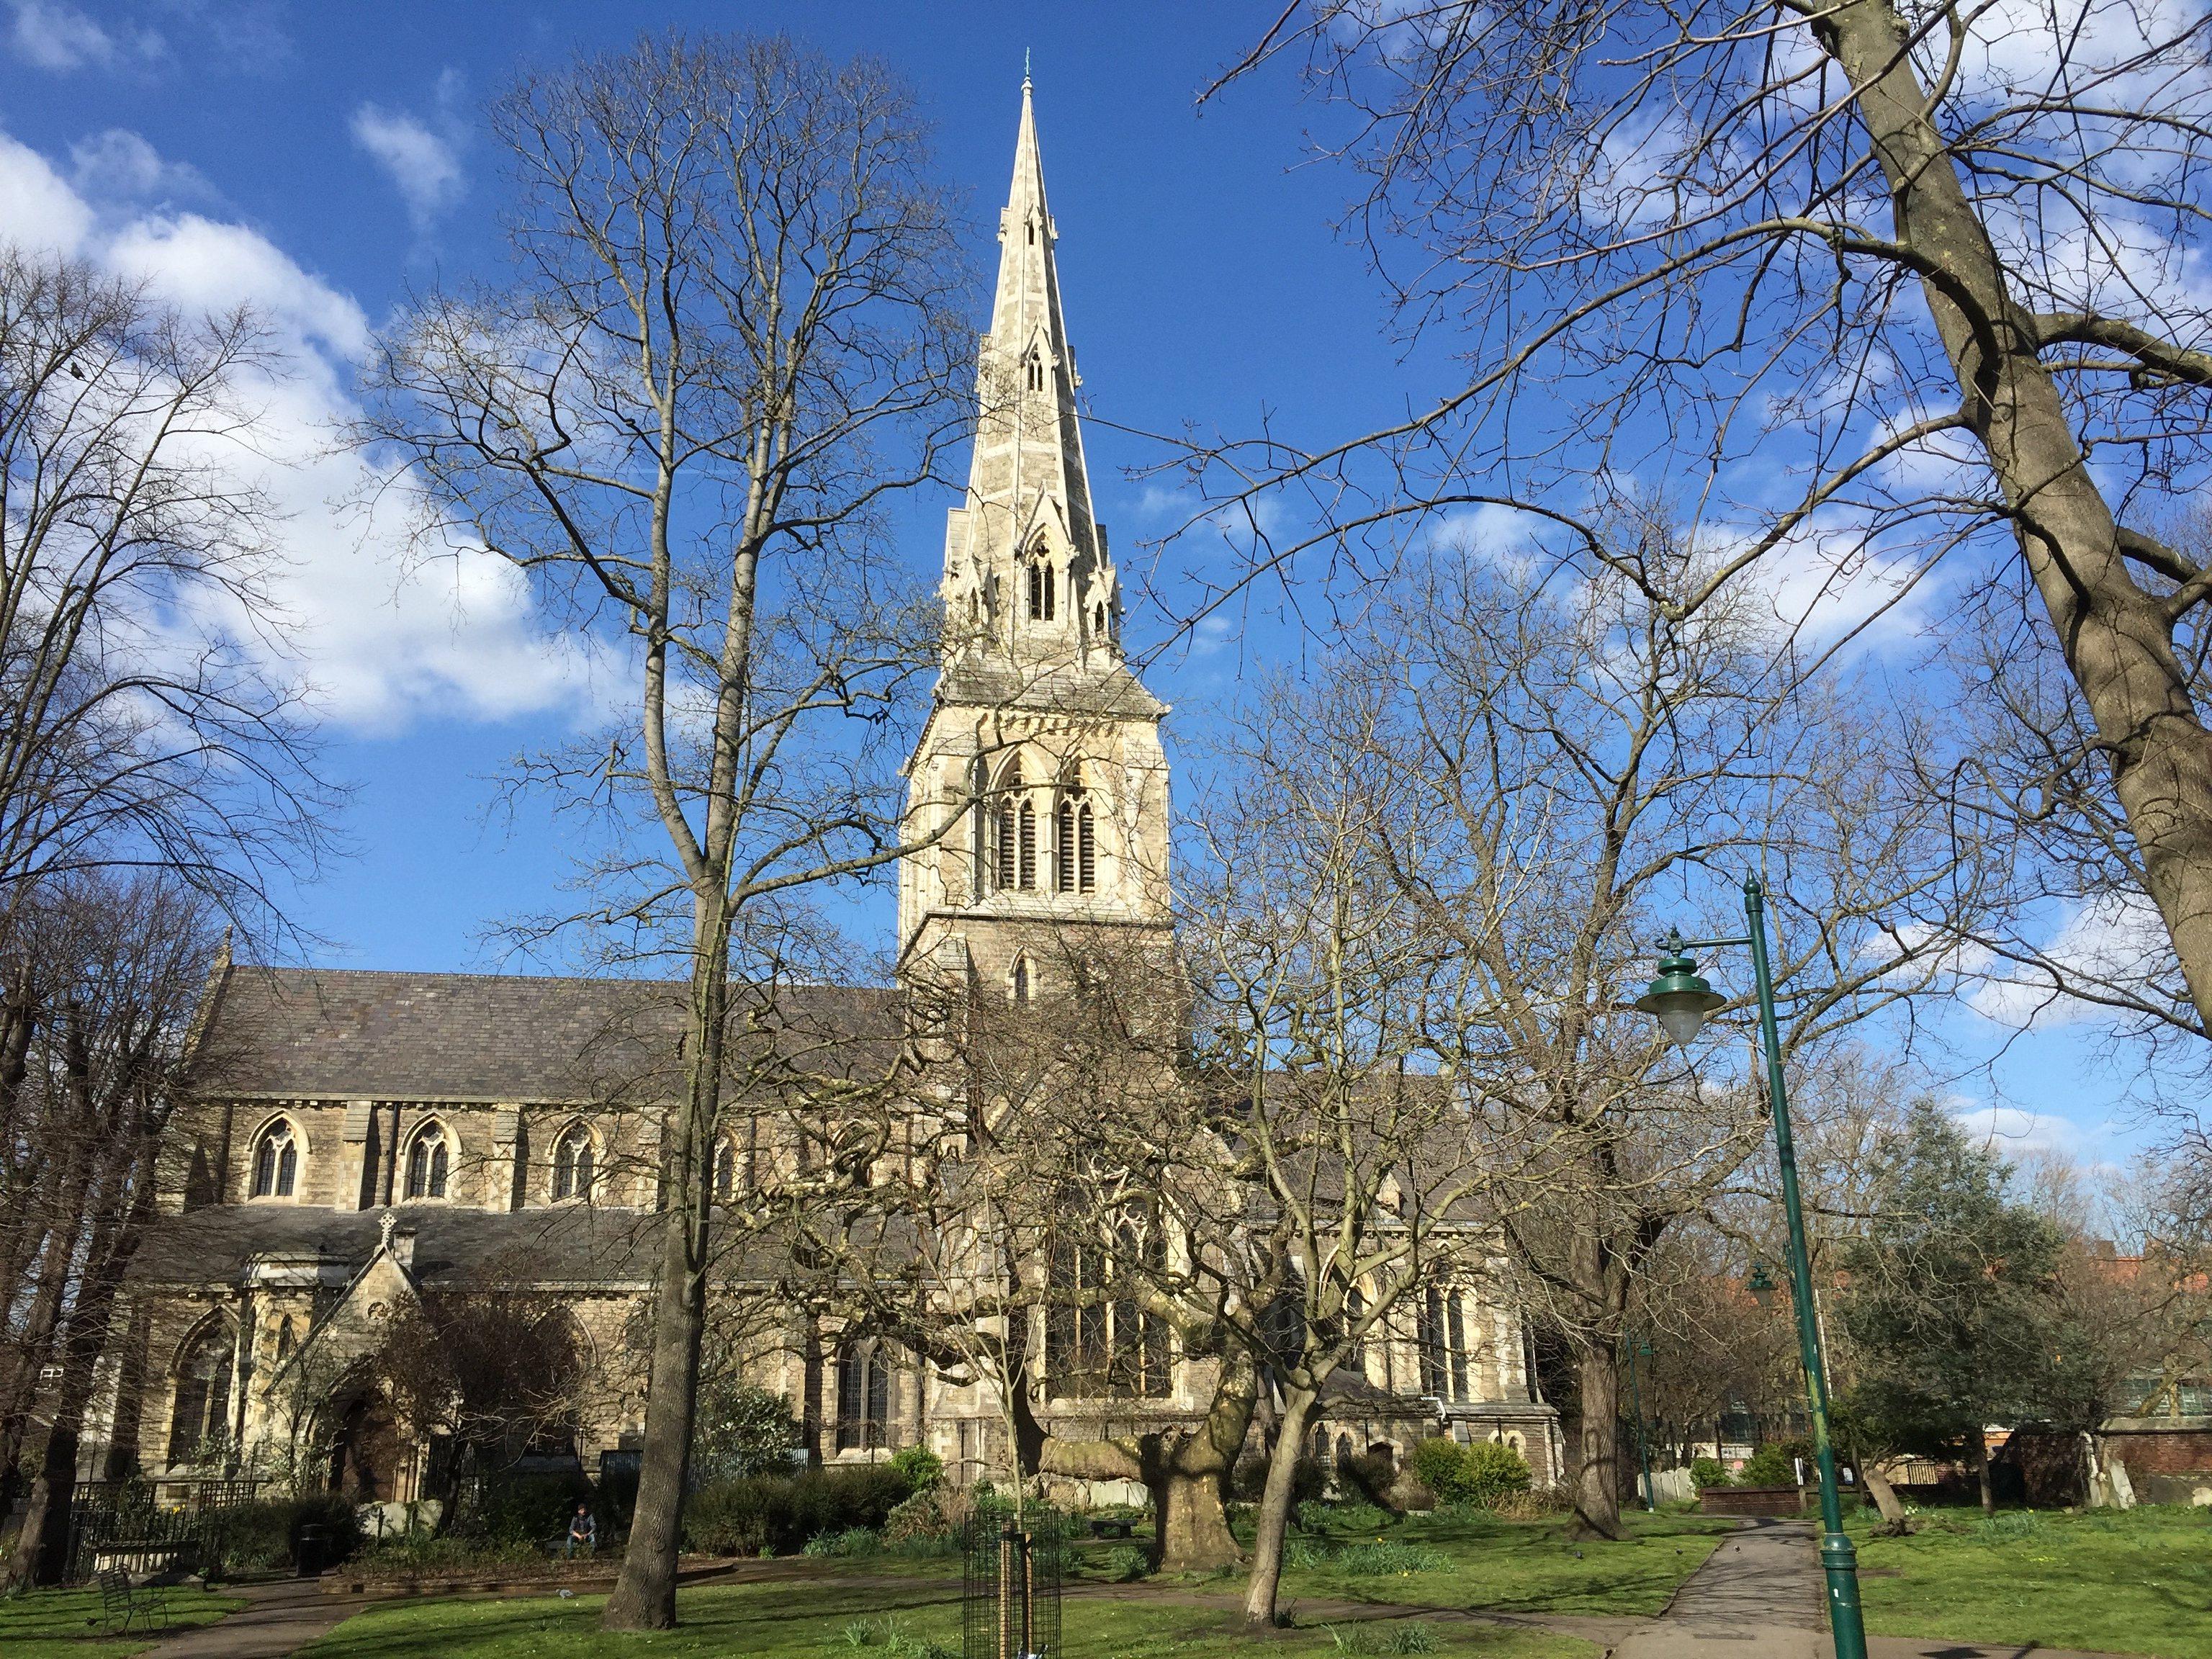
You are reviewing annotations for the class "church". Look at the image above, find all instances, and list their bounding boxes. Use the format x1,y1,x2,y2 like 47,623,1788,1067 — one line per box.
78,81,1560,1514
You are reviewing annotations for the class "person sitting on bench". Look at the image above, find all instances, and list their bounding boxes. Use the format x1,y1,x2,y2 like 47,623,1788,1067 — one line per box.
563,1503,596,1559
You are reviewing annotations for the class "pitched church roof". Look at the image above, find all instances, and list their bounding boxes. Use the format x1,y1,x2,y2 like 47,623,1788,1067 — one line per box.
197,966,899,1102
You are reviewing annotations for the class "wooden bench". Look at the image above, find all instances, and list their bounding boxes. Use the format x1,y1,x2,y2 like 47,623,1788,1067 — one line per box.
95,1566,171,1635
1087,1516,1136,1539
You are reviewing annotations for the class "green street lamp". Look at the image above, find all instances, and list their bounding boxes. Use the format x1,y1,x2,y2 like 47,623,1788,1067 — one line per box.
1635,875,1869,1659
1624,1334,1657,1513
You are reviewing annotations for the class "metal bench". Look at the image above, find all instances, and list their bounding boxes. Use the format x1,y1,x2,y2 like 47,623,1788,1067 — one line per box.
95,1565,171,1635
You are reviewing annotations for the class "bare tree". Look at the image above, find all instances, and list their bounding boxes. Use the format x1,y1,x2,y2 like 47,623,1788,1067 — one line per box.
1274,532,2010,1538
1190,4,2212,1084
0,248,330,923
0,876,225,1587
1164,691,1545,1627
357,32,972,1629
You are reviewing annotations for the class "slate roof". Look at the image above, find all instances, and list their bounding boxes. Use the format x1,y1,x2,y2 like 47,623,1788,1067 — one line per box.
197,966,900,1102
125,1202,661,1288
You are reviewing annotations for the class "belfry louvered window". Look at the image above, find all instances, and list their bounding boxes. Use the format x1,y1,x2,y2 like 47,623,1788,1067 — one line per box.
994,760,1022,890
1017,799,1037,889
1056,792,1097,894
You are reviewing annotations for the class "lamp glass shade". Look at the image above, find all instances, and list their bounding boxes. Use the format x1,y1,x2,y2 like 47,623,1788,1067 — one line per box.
1635,947,1728,1047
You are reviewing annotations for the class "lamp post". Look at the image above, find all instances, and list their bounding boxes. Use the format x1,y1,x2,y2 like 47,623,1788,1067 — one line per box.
1635,874,1868,1659
1624,1334,1657,1512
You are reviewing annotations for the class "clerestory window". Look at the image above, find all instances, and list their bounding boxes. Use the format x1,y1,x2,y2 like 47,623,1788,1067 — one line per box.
552,1123,595,1202
251,1120,298,1199
404,1123,449,1200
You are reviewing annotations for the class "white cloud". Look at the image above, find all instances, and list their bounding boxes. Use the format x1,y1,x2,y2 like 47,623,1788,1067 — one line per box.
6,0,159,72
1965,891,2174,1030
1949,1101,2082,1157
0,129,93,253
68,127,210,204
351,96,464,231
4,121,603,737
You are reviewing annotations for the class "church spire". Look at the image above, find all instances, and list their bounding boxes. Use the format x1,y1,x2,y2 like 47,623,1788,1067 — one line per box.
940,74,1118,665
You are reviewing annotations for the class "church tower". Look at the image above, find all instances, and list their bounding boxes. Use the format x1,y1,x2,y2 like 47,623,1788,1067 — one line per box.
897,75,1171,997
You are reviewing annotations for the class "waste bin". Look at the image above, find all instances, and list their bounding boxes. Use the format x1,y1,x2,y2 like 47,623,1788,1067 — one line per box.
295,1524,328,1578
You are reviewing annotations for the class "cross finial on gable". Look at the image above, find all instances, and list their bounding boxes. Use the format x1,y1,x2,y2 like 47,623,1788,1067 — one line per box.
379,1208,399,1253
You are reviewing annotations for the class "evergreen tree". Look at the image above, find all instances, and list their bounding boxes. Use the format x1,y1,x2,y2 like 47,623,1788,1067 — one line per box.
1837,1102,2066,1513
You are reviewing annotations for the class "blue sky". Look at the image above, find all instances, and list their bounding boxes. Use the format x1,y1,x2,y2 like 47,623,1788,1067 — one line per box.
0,0,2155,1174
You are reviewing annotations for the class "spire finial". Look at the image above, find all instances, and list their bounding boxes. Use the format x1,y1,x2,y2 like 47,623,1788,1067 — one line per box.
1023,48,1031,90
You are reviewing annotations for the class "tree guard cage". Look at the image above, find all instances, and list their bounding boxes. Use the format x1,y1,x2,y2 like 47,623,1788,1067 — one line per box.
962,1506,1064,1659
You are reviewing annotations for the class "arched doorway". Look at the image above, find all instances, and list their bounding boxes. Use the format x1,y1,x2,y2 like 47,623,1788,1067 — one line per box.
329,1388,403,1501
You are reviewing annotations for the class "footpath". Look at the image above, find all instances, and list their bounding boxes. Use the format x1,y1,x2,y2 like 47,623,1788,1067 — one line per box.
1611,1517,2142,1659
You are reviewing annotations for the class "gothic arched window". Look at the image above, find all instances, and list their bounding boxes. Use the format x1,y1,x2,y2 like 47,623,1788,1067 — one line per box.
1026,559,1056,621
994,758,1023,891
1055,790,1097,894
835,1337,893,1452
1025,346,1043,391
1017,797,1037,889
250,1119,298,1200
1011,954,1032,1006
404,1122,449,1200
166,1319,236,1466
713,1135,738,1202
552,1123,595,1202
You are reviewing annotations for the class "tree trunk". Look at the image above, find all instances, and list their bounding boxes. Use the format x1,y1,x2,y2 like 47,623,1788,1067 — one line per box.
1241,1382,1317,1629
1150,1358,1254,1571
603,950,727,1631
1861,1460,1911,1534
2,1419,76,1591
1568,1343,1624,1540
1818,0,2212,1034
1038,1357,1254,1573
1971,1427,1993,1516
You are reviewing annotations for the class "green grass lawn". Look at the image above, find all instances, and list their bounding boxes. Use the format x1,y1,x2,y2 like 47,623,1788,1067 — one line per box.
1274,1506,1732,1620
1853,1503,2212,1659
0,1583,246,1659
295,1575,1596,1659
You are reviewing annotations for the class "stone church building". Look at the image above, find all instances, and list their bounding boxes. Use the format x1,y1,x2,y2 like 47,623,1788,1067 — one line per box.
79,82,1560,1509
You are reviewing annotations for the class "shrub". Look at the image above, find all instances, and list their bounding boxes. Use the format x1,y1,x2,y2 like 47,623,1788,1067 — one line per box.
683,1463,914,1557
1735,1444,1799,1488
1409,1439,1530,1509
204,1492,363,1575
691,1382,802,1483
1689,1457,1730,1490
888,1446,943,1491
1096,1542,1148,1581
468,1469,594,1545
1337,1451,1400,1511
883,1483,974,1550
1232,1453,1327,1506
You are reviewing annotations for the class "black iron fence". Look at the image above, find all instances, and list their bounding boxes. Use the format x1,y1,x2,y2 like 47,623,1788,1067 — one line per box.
63,1477,264,1583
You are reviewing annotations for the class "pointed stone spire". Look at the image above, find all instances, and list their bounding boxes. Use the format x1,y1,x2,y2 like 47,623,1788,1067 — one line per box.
940,73,1118,666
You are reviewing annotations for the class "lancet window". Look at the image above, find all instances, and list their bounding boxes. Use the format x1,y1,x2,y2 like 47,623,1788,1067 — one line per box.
166,1319,236,1465
1026,558,1055,621
250,1118,299,1199
835,1338,893,1452
404,1122,449,1200
552,1123,595,1202
1419,1286,1474,1403
1046,1208,1171,1400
